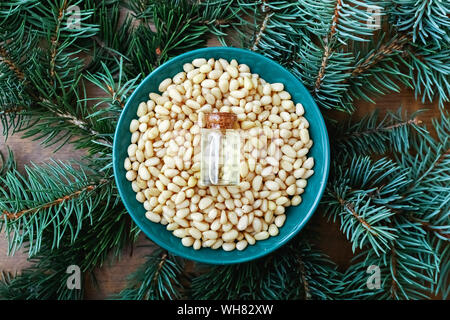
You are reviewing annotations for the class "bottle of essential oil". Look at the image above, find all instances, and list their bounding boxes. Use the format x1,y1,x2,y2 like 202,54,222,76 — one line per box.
199,112,240,186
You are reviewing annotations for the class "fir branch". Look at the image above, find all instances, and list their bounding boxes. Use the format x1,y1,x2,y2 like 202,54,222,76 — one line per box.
124,0,155,21
389,243,399,298
53,110,102,137
0,3,106,147
197,0,237,44
404,42,450,107
49,0,70,79
336,110,449,298
191,236,343,300
116,0,211,78
411,217,450,241
329,0,342,37
18,0,99,88
18,72,116,153
293,1,384,110
297,256,311,300
388,0,450,46
105,84,125,108
314,0,341,91
0,25,38,136
398,146,449,201
0,266,84,300
0,0,39,30
118,249,184,300
293,239,344,300
0,45,25,80
342,226,439,299
293,3,428,111
0,147,15,180
393,110,450,211
340,33,412,105
0,203,138,300
0,161,112,256
150,0,209,57
0,107,29,138
297,0,381,43
349,34,410,79
21,0,99,40
221,0,303,62
84,58,140,111
2,184,98,220
250,1,271,51
432,240,449,298
323,156,412,254
291,39,353,111
330,109,425,156
337,196,378,236
315,43,331,91
84,1,128,73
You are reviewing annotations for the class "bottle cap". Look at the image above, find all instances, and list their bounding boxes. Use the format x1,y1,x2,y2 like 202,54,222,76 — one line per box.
205,112,237,129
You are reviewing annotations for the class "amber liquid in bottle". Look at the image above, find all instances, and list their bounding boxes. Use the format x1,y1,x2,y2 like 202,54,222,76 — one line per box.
199,113,240,186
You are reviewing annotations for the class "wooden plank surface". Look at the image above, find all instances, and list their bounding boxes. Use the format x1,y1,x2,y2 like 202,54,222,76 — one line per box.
0,29,442,299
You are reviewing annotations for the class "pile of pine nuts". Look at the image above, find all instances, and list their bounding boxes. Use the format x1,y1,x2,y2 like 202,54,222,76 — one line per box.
124,57,314,251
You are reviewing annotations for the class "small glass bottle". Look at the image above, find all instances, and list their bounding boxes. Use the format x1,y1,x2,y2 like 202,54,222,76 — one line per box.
199,112,240,186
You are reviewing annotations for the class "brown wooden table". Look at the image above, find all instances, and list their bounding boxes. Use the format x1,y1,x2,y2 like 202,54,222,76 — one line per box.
0,34,441,299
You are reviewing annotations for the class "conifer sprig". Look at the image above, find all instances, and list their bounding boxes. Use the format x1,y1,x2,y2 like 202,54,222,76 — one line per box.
330,109,425,156
388,0,450,47
0,161,112,256
0,202,138,300
190,236,343,300
118,249,185,300
323,109,449,298
0,148,15,179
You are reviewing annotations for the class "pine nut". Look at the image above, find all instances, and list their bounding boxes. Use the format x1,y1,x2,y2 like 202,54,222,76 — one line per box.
254,231,269,241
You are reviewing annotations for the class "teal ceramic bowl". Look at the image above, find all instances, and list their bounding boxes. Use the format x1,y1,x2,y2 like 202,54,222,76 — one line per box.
113,47,330,264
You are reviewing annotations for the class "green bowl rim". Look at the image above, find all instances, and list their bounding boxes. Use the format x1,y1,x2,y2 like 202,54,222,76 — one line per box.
113,47,330,264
